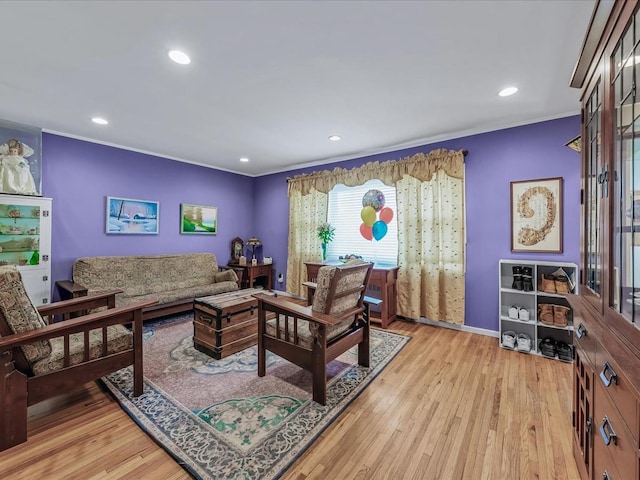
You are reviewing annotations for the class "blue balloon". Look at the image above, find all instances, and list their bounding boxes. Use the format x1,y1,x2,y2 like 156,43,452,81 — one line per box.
372,220,388,241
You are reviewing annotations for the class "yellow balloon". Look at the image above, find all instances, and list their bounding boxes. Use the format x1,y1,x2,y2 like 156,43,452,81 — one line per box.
361,206,376,226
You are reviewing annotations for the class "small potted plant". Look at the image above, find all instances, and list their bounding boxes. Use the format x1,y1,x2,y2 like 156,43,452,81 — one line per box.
317,222,335,262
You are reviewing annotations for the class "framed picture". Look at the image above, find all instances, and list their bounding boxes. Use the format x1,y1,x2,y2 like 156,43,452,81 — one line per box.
180,203,217,235
106,196,159,234
511,177,563,253
0,119,42,196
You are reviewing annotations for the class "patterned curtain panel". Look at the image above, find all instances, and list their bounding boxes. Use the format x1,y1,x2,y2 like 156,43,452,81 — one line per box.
286,189,328,296
287,149,465,320
396,169,465,324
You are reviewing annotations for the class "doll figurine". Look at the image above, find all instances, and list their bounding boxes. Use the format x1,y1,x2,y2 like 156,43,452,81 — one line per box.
0,138,38,195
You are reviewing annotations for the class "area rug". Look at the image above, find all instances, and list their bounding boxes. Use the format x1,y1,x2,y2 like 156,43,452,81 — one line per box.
102,314,410,480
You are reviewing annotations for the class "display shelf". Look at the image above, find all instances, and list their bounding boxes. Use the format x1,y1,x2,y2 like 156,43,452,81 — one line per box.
499,259,578,361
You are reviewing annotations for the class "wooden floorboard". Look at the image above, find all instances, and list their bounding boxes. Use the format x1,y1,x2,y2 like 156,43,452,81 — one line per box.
0,320,579,479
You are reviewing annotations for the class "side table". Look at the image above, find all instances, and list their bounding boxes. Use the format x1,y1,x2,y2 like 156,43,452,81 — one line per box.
228,263,273,290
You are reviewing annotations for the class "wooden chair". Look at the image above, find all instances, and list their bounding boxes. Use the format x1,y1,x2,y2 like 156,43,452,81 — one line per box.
0,265,155,451
255,261,373,405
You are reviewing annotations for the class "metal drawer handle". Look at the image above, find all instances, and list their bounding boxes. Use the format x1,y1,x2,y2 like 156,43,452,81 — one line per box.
599,362,618,387
599,416,617,446
603,471,611,480
576,322,587,339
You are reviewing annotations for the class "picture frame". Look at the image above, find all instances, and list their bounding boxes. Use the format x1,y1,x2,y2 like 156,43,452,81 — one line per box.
229,236,244,263
510,177,563,253
106,196,159,234
180,203,217,235
0,119,42,196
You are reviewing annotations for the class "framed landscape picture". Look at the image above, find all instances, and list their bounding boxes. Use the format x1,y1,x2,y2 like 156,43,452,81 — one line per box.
106,196,159,234
181,203,217,235
511,177,563,253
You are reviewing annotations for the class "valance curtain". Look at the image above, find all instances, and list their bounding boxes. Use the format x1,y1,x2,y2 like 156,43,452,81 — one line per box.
286,149,465,324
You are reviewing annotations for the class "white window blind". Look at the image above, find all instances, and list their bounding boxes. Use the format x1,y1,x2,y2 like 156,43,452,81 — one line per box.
326,179,398,265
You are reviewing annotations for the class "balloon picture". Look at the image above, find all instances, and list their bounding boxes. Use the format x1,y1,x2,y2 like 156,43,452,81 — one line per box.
360,206,376,226
362,189,385,212
372,220,388,240
379,207,394,224
360,223,373,241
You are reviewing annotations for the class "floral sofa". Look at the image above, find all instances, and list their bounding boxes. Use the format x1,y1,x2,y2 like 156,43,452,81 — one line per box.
58,253,239,320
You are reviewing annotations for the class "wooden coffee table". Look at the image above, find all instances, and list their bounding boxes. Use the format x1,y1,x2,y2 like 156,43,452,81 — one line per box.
193,288,275,359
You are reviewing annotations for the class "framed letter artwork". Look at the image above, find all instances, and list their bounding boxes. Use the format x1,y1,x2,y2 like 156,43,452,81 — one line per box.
510,177,563,253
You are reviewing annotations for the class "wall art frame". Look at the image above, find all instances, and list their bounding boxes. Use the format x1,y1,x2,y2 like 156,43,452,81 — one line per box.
106,196,159,234
510,177,563,253
180,203,217,235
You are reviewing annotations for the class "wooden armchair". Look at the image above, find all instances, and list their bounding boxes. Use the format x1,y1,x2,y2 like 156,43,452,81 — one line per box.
255,261,373,405
0,265,155,451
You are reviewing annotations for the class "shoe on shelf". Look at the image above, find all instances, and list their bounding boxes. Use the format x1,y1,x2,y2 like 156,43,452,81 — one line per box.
521,267,534,292
516,333,532,353
553,305,571,327
554,276,570,295
539,337,557,358
538,303,554,326
518,307,530,321
556,341,574,362
508,306,519,319
502,331,517,349
512,266,523,290
540,274,556,294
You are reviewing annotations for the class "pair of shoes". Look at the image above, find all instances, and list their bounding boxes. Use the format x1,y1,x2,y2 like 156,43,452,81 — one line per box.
539,337,557,358
511,266,534,291
539,274,571,294
516,333,532,353
556,341,574,362
508,306,530,321
502,331,516,349
538,304,571,327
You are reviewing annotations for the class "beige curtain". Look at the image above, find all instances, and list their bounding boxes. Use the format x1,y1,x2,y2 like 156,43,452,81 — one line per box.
396,169,465,324
286,149,465,322
286,188,327,296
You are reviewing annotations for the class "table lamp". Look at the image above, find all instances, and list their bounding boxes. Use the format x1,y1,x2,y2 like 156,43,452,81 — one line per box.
246,236,262,260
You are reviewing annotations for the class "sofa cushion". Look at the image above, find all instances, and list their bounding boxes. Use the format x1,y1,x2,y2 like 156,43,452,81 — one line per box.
73,253,223,298
31,324,132,376
116,281,239,309
0,265,52,365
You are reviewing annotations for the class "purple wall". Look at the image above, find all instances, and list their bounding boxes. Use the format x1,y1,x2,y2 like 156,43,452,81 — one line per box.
41,116,580,332
42,134,255,293
254,116,581,332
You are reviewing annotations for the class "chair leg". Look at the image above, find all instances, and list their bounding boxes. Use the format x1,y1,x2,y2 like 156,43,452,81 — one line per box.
0,351,28,451
132,310,144,397
312,329,328,405
358,318,370,368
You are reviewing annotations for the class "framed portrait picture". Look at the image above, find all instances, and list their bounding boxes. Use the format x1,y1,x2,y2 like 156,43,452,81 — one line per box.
106,196,159,234
511,177,563,253
0,119,42,196
180,203,217,234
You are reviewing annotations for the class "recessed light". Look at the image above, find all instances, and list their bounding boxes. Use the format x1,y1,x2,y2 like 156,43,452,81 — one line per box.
498,86,518,97
168,50,191,65
91,117,108,125
328,135,341,141
240,157,249,163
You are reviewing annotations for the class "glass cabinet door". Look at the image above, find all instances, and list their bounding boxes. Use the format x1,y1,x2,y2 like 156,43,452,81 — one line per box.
611,11,640,329
585,79,603,300
0,203,41,267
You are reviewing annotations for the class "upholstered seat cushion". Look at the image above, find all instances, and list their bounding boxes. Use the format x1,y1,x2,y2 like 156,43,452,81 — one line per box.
0,265,52,365
116,281,240,309
265,312,355,349
31,324,133,376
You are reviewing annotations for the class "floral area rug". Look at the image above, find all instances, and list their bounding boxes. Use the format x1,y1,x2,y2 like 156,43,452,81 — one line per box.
102,314,410,480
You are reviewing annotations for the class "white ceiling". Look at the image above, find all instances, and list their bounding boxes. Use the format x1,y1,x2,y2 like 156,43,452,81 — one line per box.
1,1,594,177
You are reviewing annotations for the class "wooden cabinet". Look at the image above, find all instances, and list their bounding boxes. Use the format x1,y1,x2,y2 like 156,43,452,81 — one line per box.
227,263,272,290
0,195,51,306
304,262,398,328
569,2,640,478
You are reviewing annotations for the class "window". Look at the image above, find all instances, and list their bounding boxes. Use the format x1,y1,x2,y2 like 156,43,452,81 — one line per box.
326,179,398,265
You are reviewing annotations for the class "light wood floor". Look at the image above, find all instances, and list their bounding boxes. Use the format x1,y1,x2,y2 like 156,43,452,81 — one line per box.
0,321,578,480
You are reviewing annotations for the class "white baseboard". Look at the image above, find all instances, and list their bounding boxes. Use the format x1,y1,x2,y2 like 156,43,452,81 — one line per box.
404,316,499,338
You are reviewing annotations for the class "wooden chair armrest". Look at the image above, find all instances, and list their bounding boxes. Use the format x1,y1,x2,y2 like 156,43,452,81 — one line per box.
254,293,363,327
0,300,156,351
38,290,124,317
55,280,89,299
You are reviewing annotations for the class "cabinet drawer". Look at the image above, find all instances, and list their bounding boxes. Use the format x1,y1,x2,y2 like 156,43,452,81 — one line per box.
594,380,638,480
595,349,639,444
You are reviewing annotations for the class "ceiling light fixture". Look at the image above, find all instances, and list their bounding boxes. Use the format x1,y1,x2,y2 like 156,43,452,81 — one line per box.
168,50,191,65
498,86,518,97
91,117,109,125
240,157,249,162
328,135,341,141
